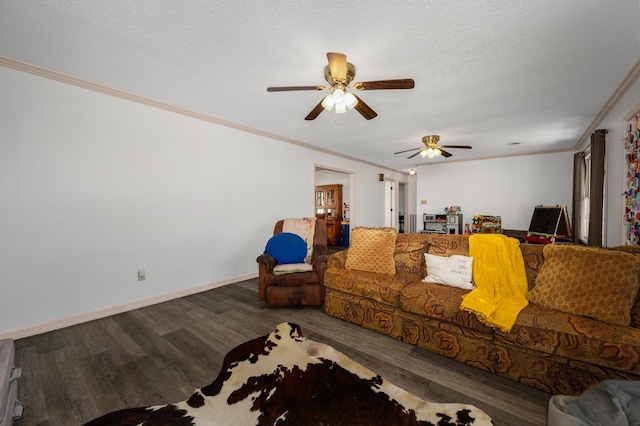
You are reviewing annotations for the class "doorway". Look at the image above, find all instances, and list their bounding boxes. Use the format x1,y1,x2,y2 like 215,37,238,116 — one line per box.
398,182,406,233
314,166,354,247
384,179,408,232
384,180,395,229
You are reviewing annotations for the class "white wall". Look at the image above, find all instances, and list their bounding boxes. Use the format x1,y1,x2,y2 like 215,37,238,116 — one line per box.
415,152,574,231
585,77,640,246
0,66,408,337
3,60,631,337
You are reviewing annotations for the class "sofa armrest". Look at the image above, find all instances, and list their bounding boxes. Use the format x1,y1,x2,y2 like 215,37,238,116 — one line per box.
328,250,348,269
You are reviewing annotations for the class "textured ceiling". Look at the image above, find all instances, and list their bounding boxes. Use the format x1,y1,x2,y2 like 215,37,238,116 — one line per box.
2,1,639,172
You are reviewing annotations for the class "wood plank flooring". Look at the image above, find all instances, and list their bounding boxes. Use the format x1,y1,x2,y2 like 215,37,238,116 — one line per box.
13,279,551,426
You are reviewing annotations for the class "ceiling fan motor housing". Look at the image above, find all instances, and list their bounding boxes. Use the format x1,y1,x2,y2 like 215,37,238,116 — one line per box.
422,135,440,145
324,63,356,85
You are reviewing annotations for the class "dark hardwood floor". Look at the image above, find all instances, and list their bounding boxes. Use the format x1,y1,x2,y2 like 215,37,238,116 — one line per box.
13,279,550,426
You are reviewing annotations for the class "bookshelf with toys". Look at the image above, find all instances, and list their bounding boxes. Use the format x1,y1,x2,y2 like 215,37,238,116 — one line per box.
471,215,503,234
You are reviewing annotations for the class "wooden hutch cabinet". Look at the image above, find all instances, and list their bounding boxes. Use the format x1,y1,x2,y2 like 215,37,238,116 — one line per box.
315,184,342,245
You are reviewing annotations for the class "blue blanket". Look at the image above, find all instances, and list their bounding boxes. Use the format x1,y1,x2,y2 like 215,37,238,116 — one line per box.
547,380,640,426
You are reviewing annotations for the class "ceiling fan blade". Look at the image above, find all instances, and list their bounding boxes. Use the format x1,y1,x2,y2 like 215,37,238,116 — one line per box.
440,145,472,149
304,101,324,121
440,149,453,158
407,150,423,159
394,147,422,155
327,52,347,82
353,95,377,120
267,86,324,92
353,79,415,90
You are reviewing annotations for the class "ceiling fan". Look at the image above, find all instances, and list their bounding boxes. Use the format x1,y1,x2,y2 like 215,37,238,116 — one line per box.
394,135,472,159
267,52,415,120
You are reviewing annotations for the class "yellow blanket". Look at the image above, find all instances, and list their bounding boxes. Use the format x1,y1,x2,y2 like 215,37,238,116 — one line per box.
460,234,528,332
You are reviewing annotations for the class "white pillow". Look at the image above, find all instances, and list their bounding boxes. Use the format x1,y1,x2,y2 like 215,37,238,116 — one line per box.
423,253,474,290
273,263,314,275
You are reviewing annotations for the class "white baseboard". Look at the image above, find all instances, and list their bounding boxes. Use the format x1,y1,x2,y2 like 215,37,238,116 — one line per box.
0,273,258,340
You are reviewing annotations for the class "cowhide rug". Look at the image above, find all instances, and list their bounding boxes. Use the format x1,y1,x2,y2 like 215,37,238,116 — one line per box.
84,322,494,425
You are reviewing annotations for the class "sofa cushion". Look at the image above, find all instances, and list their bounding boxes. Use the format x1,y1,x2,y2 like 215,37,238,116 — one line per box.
609,245,640,254
631,297,640,329
495,302,640,373
273,263,314,275
423,253,474,290
345,227,397,275
426,234,470,256
324,268,419,305
528,244,640,326
608,245,640,328
608,246,640,328
400,281,492,334
394,233,429,277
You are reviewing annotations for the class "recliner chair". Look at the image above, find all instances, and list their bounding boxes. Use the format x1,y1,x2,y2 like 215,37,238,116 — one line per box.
257,218,328,307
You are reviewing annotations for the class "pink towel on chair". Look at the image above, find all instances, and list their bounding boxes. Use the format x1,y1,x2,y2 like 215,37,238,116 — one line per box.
283,218,316,263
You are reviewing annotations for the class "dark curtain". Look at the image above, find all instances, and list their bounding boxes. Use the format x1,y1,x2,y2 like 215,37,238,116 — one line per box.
571,152,586,244
588,129,606,247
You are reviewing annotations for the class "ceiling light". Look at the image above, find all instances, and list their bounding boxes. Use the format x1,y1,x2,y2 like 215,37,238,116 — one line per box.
409,168,416,175
343,92,358,109
420,146,442,159
321,93,335,111
333,88,344,103
321,87,359,113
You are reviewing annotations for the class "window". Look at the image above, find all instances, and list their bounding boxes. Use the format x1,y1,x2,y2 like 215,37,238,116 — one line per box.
579,152,591,244
572,129,606,246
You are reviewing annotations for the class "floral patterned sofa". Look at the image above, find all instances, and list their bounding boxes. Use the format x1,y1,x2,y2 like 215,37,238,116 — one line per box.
324,230,640,396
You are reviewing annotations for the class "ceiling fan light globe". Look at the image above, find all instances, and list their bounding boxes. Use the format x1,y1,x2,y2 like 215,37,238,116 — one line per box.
333,88,345,104
321,94,335,111
434,148,442,157
426,147,436,158
344,92,358,109
335,102,347,114
420,149,428,158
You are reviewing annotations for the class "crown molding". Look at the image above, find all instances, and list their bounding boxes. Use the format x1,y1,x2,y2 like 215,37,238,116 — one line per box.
574,58,640,150
0,56,402,171
2,55,621,173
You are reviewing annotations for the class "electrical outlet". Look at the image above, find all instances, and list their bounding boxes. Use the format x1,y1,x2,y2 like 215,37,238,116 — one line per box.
138,267,146,281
